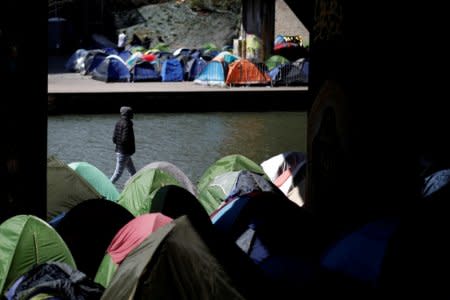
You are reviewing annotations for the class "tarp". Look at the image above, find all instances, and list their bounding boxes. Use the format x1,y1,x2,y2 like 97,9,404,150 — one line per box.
54,199,134,279
118,168,182,216
95,213,173,288
4,262,104,300
0,215,76,294
69,161,120,201
47,156,102,221
100,216,270,300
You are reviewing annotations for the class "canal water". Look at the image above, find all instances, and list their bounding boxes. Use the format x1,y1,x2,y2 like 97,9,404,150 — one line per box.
48,111,307,190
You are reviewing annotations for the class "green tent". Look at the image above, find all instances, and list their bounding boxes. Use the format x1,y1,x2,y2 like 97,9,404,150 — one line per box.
69,161,120,201
100,216,246,300
197,154,266,214
118,168,182,216
265,55,290,71
0,215,76,294
47,156,102,221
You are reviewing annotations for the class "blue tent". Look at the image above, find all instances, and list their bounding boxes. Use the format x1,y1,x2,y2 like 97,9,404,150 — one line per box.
64,48,88,72
193,60,227,87
132,61,161,82
161,58,184,82
184,57,207,81
118,50,132,62
91,55,130,82
83,50,108,75
321,218,399,288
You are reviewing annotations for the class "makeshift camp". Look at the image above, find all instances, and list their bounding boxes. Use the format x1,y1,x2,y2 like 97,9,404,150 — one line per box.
101,215,272,300
260,151,307,206
95,213,173,288
54,198,134,280
47,156,102,221
193,60,228,87
69,161,120,201
4,262,104,300
126,161,196,196
0,215,76,294
225,59,271,86
118,167,182,216
91,55,131,82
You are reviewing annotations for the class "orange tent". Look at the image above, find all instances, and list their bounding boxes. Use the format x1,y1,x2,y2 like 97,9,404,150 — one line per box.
225,59,271,86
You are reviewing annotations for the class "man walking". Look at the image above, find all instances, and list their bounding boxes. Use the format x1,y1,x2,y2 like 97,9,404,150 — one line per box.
110,106,136,184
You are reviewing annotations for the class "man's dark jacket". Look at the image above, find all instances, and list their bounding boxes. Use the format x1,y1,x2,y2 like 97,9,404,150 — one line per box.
112,108,135,155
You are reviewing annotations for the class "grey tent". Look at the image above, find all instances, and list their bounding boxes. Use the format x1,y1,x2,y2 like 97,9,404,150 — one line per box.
47,156,102,221
101,215,273,300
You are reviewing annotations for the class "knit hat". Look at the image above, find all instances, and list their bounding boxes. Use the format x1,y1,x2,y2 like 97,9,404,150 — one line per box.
120,106,133,117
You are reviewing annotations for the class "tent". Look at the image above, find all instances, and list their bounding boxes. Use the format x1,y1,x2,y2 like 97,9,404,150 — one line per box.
211,191,320,294
200,170,276,216
184,56,207,81
47,155,102,221
197,154,266,195
193,60,228,87
95,213,173,288
91,55,131,82
125,161,197,196
0,215,76,294
161,58,184,82
225,59,271,86
131,61,161,82
68,161,120,201
54,198,134,280
269,58,309,86
212,51,239,64
101,215,271,300
321,218,399,289
81,50,108,75
117,167,182,216
150,185,211,230
260,151,307,206
265,55,290,71
64,48,88,72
